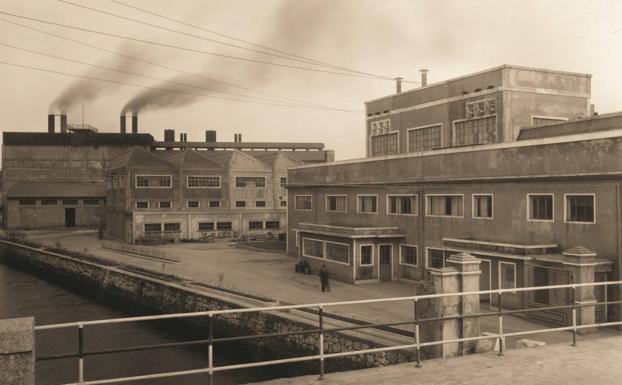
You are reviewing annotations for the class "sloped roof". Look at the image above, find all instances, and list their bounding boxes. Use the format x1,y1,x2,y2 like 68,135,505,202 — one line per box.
163,150,225,169
252,151,304,169
7,181,105,198
108,147,175,170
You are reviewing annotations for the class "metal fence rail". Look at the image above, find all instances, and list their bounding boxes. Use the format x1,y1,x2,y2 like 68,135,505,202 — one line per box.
34,280,622,385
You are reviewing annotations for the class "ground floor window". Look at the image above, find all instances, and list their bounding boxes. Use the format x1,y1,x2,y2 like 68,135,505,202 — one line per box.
217,222,232,230
136,201,149,209
41,199,58,206
499,261,516,289
265,221,280,229
209,200,221,208
360,245,373,265
62,199,78,205
249,221,263,230
280,201,287,207
18,199,36,205
159,201,172,209
198,222,214,231
303,238,324,258
427,248,446,269
187,201,200,208
144,223,161,233
400,245,418,266
164,223,181,232
326,242,349,264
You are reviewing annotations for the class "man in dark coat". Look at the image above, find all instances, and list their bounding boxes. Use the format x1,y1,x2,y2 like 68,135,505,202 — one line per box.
319,264,330,292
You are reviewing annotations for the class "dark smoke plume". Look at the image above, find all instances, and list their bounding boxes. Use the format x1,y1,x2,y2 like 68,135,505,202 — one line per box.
121,74,203,114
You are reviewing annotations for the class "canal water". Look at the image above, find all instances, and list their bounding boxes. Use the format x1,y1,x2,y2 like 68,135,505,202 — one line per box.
0,261,304,385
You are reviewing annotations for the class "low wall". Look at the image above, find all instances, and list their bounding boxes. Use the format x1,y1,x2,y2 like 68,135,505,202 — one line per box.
0,317,35,385
0,240,419,376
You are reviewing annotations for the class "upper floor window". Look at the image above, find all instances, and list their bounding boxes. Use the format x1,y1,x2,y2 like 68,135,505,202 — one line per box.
472,194,493,219
454,116,497,146
62,199,78,206
209,200,221,208
18,199,36,206
187,201,200,208
326,195,347,212
295,195,312,211
236,201,246,208
136,175,171,188
280,177,287,188
426,195,463,217
357,195,377,214
255,201,266,208
565,194,594,223
370,119,391,136
528,194,553,221
387,195,417,215
41,199,58,206
83,199,100,206
187,176,220,188
159,201,172,209
236,176,266,188
370,132,398,157
408,124,441,152
249,221,263,230
136,201,149,209
265,221,280,229
466,98,496,119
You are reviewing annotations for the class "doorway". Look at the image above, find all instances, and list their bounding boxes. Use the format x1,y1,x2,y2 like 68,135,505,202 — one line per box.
65,208,76,228
379,244,392,281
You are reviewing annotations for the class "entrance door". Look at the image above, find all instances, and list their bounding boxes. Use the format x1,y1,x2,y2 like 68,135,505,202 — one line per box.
379,245,392,281
479,259,491,302
65,208,76,228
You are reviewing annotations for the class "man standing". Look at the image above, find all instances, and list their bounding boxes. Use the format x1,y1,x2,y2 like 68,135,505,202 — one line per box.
319,264,330,292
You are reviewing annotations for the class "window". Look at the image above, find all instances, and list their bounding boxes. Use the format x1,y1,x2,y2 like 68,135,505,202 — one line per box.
360,245,373,266
533,267,550,304
400,245,418,266
280,201,287,207
370,132,399,157
528,194,553,221
472,194,493,219
370,119,391,136
427,248,446,269
187,175,220,188
136,175,172,188
280,177,287,188
408,124,441,152
136,201,149,209
466,98,496,119
249,221,263,230
112,176,119,189
265,221,280,230
326,242,349,264
236,201,246,208
144,223,161,233
217,222,232,230
62,199,78,205
41,199,58,206
426,195,463,217
326,195,347,212
209,201,221,208
83,199,100,206
357,195,377,214
499,262,516,290
163,223,180,232
303,239,324,258
159,201,172,209
388,195,416,215
199,222,214,231
565,194,594,223
255,201,266,208
236,177,266,188
18,199,36,205
295,195,312,210
187,201,200,208
454,116,497,146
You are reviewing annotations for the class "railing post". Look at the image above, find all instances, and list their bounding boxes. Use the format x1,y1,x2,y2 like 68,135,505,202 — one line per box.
78,324,84,384
318,305,324,381
604,283,608,322
571,286,577,347
413,299,421,368
208,313,214,385
497,292,504,356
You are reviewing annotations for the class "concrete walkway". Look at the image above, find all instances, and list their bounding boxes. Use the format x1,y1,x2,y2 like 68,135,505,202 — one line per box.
248,335,622,385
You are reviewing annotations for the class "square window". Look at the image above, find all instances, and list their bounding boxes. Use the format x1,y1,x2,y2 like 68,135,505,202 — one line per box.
295,195,312,210
280,201,287,207
528,195,553,221
473,194,493,219
303,239,324,258
360,245,373,266
326,195,347,212
566,195,594,223
400,245,418,266
357,195,377,213
427,248,446,269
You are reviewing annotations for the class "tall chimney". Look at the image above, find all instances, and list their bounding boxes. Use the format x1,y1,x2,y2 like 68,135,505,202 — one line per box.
420,69,428,87
48,114,55,133
395,77,403,93
234,133,242,143
120,115,126,134
131,115,138,134
60,114,68,133
205,130,216,142
164,129,175,142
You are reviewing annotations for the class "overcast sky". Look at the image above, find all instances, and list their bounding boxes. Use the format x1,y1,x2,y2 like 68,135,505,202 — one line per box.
1,0,621,160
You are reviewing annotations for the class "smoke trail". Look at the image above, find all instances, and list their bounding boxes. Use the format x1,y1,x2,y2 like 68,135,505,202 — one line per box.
121,74,202,114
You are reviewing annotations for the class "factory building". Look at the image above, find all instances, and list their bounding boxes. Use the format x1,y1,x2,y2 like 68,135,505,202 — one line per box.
287,65,621,326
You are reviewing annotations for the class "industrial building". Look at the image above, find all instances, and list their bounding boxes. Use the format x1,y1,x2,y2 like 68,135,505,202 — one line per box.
287,65,621,326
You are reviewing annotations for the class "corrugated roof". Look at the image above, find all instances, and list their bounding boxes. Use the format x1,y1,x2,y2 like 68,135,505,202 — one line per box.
7,181,105,198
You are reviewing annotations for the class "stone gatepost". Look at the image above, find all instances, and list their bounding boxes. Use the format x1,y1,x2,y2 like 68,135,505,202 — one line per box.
430,252,481,357
563,247,598,334
0,317,35,385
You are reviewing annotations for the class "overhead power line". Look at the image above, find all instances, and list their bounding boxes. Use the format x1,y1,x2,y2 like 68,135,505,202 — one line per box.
0,59,361,113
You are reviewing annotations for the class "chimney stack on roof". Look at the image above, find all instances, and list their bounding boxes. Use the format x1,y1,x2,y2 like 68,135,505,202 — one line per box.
395,77,403,93
234,133,242,143
60,114,68,133
131,115,138,134
205,130,216,143
164,129,175,142
420,69,428,87
120,115,127,134
48,114,55,133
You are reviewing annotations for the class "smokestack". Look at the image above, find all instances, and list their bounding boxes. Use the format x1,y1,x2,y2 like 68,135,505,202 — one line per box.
180,133,187,142
164,129,175,142
60,114,68,133
120,115,126,134
131,115,138,134
234,133,242,143
48,114,55,133
420,69,428,87
205,130,216,142
395,77,403,93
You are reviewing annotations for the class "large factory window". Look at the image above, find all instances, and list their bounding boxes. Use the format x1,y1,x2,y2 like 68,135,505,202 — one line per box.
453,116,497,146
426,195,463,217
136,175,172,188
187,175,221,188
236,176,266,188
326,242,349,264
407,124,441,152
387,195,416,215
370,132,398,157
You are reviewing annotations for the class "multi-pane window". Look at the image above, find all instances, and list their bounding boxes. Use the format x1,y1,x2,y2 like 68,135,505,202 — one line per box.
236,201,246,208
408,125,441,152
454,116,497,146
136,201,149,209
566,195,594,223
360,245,373,266
280,177,287,188
326,242,349,264
255,201,266,208
41,199,58,206
136,175,171,188
209,201,220,208
528,194,553,221
187,201,200,208
357,195,377,214
236,177,266,188
62,199,78,205
426,195,463,217
400,245,418,266
369,119,391,136
303,239,324,258
499,262,516,289
83,199,100,206
187,176,220,188
295,195,312,210
199,222,214,231
216,222,232,230
18,199,36,205
265,221,280,229
159,201,172,209
370,132,398,157
388,195,416,215
473,194,493,219
249,221,263,230
326,195,347,212
466,98,496,119
144,223,161,233
164,223,180,232
427,248,447,269
533,267,550,304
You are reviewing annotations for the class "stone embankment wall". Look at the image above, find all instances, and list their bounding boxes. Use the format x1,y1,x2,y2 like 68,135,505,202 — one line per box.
0,240,419,374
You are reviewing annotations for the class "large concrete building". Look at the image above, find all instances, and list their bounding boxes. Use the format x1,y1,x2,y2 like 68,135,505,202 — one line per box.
287,65,620,326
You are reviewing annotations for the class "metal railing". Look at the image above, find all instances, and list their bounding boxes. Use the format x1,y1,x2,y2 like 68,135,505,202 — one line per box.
35,280,622,385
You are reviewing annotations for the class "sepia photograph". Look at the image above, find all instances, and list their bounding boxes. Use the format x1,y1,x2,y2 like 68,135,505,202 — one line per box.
1,1,621,384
